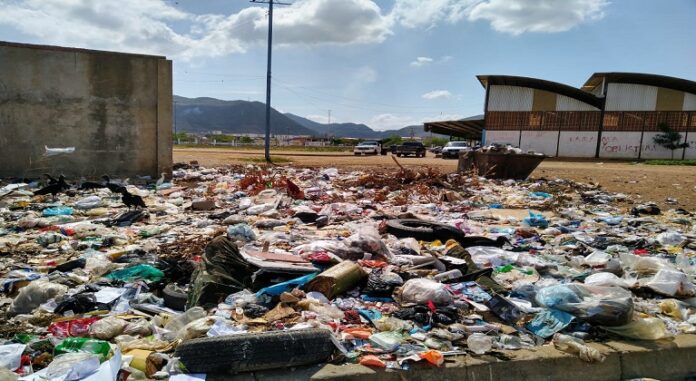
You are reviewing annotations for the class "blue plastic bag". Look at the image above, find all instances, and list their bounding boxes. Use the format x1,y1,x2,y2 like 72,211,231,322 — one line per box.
255,272,317,297
523,211,548,228
42,207,73,216
526,309,575,338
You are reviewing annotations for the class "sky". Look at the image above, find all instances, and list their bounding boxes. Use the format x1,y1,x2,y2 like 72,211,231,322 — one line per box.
1,0,695,130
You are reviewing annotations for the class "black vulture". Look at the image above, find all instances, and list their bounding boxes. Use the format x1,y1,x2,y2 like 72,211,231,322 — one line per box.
121,189,146,209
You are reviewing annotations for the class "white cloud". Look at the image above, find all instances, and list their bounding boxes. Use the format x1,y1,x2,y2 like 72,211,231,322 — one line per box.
353,66,378,84
410,56,434,67
422,90,452,100
390,0,608,34
0,0,391,60
467,0,609,35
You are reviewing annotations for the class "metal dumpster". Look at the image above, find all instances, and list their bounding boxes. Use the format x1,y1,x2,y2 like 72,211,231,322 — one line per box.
458,150,545,180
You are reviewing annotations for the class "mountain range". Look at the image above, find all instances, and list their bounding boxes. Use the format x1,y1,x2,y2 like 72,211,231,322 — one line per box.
174,95,445,139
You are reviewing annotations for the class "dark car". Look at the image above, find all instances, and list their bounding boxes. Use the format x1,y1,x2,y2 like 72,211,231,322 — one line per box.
394,141,426,157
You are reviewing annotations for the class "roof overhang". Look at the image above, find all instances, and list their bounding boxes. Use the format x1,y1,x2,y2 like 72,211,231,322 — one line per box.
478,75,603,109
424,115,484,139
582,72,696,96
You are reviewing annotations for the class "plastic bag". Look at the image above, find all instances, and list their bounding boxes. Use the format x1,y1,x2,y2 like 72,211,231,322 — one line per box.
369,331,403,351
602,318,671,340
363,270,403,297
106,264,164,282
90,317,127,340
553,333,605,363
8,280,68,315
45,353,101,380
395,278,453,306
0,343,25,370
645,269,696,297
584,272,629,288
74,195,102,209
176,317,218,341
467,333,493,354
163,307,207,335
536,284,633,326
227,223,256,242
344,228,393,261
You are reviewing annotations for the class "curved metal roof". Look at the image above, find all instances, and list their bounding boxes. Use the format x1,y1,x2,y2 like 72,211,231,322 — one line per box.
477,75,604,109
583,72,696,96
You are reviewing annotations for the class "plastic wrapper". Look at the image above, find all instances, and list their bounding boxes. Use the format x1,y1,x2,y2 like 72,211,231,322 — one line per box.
645,269,696,297
552,334,605,363
176,317,218,341
363,270,403,297
49,317,101,338
369,331,403,351
344,228,393,262
89,317,127,340
306,261,367,299
45,353,101,380
602,317,671,340
467,333,493,354
8,280,68,315
584,272,630,288
163,307,207,334
227,223,257,242
394,278,453,306
74,195,102,209
536,284,633,326
0,343,26,370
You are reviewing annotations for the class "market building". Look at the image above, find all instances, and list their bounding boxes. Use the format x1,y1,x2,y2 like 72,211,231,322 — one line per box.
426,72,696,159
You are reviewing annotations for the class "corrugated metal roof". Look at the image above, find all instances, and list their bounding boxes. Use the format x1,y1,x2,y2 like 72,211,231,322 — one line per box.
583,72,696,96
477,75,604,109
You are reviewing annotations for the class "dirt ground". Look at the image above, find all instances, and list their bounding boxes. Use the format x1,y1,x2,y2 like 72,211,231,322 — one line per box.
174,147,696,210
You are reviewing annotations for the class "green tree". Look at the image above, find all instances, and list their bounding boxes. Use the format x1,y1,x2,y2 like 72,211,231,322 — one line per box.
653,123,689,159
383,134,403,146
239,136,254,144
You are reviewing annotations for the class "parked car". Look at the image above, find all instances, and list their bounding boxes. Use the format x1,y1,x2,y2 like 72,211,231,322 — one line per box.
354,141,381,155
394,141,426,157
430,146,443,156
441,141,471,159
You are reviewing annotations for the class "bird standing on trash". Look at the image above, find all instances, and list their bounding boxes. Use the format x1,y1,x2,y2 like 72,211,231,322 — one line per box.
102,175,126,193
34,175,69,198
156,172,166,188
121,189,146,209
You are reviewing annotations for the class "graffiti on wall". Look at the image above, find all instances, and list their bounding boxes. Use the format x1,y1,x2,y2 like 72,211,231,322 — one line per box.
600,134,640,155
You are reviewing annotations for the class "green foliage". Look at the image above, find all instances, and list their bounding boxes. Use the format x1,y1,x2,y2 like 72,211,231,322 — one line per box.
238,136,254,144
644,159,696,166
383,135,403,146
653,123,689,158
423,137,449,147
173,132,190,141
206,134,235,142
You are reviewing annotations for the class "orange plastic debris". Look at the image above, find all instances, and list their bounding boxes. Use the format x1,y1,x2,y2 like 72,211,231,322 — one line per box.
343,327,372,339
359,355,386,368
419,350,444,366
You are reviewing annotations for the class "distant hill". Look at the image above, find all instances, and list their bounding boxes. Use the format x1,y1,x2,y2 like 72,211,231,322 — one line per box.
174,95,448,139
173,95,316,136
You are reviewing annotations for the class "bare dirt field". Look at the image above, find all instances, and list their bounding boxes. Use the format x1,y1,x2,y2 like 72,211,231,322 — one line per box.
174,147,696,210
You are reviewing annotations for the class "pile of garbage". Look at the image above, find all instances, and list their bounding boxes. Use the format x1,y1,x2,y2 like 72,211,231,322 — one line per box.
1,163,695,379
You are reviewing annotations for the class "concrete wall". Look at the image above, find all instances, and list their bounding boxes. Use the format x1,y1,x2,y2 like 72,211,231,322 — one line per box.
485,130,520,146
558,131,599,157
520,131,559,156
0,41,172,178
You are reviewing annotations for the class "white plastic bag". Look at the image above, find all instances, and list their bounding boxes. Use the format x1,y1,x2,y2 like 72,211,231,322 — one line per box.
0,343,26,370
395,278,453,306
90,317,127,340
45,353,100,380
9,281,68,315
584,272,629,288
645,269,696,297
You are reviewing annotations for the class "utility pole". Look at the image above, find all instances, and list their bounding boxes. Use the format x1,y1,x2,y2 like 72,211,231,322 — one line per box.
328,110,331,124
252,0,290,162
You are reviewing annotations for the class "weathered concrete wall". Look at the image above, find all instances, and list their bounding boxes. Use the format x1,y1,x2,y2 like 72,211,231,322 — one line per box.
558,131,598,157
0,41,172,178
520,130,559,156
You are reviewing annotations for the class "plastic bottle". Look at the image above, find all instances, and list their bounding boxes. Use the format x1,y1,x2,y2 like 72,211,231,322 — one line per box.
54,338,111,360
434,269,463,282
467,333,493,354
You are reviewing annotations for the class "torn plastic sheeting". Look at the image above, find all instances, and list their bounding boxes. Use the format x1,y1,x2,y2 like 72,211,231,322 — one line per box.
255,272,318,297
44,146,75,156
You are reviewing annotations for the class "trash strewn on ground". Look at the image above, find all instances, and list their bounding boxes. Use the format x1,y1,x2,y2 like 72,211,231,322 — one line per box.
1,162,695,379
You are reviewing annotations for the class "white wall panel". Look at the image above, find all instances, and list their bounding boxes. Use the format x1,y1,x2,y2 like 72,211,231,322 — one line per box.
558,131,598,157
556,95,599,111
485,130,520,146
641,132,687,159
520,131,559,156
683,93,696,111
598,132,642,159
683,134,696,159
605,83,657,111
487,85,533,111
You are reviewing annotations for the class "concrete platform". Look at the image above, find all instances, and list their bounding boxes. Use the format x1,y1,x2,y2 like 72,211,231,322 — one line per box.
207,334,696,381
